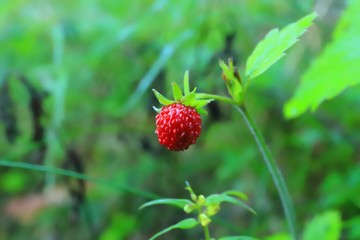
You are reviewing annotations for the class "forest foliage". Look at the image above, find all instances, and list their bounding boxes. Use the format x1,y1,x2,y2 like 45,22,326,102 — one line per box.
1,0,360,239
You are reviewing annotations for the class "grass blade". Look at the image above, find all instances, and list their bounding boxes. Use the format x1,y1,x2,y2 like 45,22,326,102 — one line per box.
0,160,158,199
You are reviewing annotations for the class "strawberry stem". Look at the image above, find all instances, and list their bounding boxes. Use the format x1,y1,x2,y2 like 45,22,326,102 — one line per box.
196,93,238,105
234,105,297,239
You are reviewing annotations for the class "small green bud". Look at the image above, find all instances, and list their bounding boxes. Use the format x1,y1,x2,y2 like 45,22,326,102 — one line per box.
190,192,197,202
185,182,198,202
184,203,196,213
206,203,220,216
197,195,206,205
198,213,211,227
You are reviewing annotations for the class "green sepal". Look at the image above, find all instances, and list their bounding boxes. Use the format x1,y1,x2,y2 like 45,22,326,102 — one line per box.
219,59,236,83
152,106,161,113
153,71,212,112
196,108,208,115
183,70,190,95
149,218,199,240
171,82,183,101
231,80,243,103
152,89,174,106
193,99,213,109
182,87,197,106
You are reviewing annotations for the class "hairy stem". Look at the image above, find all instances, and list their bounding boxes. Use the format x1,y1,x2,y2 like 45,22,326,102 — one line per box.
234,105,297,239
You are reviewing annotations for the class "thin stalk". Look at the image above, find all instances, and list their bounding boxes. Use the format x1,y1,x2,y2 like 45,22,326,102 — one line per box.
203,225,211,240
196,93,238,105
234,105,297,239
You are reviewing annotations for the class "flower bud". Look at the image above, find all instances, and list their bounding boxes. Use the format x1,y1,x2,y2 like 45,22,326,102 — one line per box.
197,195,206,206
183,203,196,214
199,213,211,227
206,203,220,216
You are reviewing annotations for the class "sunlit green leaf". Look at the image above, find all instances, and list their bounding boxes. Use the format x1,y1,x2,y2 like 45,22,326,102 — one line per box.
206,194,256,214
246,12,317,80
302,210,342,240
149,218,198,240
139,198,192,210
264,233,291,240
182,87,197,105
284,2,360,118
223,190,248,200
1,171,28,193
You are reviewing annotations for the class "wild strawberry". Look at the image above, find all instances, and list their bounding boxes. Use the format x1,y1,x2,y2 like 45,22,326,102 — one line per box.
155,103,201,151
152,71,212,151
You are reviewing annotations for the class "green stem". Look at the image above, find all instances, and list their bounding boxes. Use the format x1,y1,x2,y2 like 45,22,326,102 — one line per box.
196,93,238,105
234,105,297,239
203,225,211,240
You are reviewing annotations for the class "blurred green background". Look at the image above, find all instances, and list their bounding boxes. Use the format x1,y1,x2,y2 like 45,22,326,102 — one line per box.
1,0,359,239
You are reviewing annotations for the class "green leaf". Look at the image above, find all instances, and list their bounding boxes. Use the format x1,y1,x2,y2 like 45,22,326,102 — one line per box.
246,12,317,80
152,89,174,106
302,210,342,240
1,170,28,193
223,190,248,200
149,218,198,240
284,1,360,118
206,194,256,214
219,236,259,240
99,213,136,240
263,233,291,240
171,82,183,101
139,198,192,210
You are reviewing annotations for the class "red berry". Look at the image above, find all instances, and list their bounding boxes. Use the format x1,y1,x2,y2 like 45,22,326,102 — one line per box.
155,103,202,151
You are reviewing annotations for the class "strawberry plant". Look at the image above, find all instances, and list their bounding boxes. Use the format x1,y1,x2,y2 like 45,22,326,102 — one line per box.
150,12,318,239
